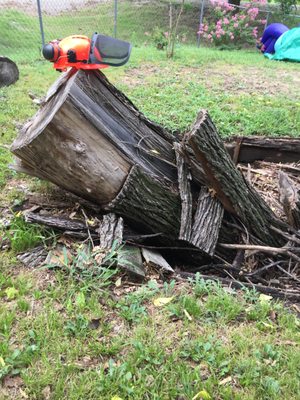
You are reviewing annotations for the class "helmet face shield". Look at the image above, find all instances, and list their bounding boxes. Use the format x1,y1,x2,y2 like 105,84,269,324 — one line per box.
89,34,132,66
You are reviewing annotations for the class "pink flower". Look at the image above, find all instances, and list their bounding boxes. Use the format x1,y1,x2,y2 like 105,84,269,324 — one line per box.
247,7,259,20
223,17,230,25
252,27,258,38
207,34,212,40
234,22,238,28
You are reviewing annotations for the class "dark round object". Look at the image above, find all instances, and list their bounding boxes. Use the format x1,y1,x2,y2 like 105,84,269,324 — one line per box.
0,57,19,88
42,44,55,60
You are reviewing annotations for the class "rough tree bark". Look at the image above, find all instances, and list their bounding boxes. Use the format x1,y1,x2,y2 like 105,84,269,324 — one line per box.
278,171,300,229
184,110,287,247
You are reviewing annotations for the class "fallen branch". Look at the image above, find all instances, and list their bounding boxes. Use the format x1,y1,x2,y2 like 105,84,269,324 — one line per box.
176,271,300,301
219,243,300,263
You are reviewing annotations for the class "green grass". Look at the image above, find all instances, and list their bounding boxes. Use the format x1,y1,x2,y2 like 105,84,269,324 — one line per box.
0,265,299,399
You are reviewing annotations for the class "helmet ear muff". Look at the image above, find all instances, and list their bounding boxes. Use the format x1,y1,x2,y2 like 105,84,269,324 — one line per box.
42,42,60,62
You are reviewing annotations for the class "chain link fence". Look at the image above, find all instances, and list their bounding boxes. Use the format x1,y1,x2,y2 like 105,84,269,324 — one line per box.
197,1,300,48
0,0,299,63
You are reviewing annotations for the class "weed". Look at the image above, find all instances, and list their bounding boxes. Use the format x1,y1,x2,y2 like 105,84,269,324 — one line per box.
17,298,30,313
162,279,176,296
191,273,222,297
117,299,147,324
6,214,54,253
45,244,119,290
205,291,243,322
168,294,202,320
64,314,90,338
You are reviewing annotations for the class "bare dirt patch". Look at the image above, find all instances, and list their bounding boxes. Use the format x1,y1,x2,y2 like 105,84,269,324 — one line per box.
124,62,300,99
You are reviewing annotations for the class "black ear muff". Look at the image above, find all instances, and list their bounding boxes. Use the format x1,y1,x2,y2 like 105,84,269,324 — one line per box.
42,43,60,61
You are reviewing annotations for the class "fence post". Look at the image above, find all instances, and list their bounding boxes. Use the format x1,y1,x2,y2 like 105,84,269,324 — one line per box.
197,0,205,48
36,0,45,47
265,10,270,29
114,0,118,38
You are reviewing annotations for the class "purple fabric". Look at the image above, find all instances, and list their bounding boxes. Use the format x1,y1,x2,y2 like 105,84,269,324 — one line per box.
260,23,289,53
264,37,277,54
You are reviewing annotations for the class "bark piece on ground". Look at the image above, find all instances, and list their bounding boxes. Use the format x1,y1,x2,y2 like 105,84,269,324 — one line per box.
24,212,87,232
97,213,124,250
191,187,224,256
278,171,300,229
17,246,48,268
141,248,174,273
118,245,145,279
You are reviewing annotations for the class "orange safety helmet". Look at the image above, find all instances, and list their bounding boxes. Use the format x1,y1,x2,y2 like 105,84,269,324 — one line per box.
42,33,131,71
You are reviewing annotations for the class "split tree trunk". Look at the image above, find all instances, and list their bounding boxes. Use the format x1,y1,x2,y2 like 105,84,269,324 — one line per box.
11,69,185,246
11,70,289,258
184,110,287,247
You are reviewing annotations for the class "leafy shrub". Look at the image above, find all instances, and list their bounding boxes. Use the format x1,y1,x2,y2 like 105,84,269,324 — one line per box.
198,0,267,47
280,0,298,15
151,27,168,50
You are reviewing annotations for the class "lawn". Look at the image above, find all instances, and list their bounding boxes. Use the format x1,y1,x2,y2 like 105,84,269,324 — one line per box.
1,43,300,399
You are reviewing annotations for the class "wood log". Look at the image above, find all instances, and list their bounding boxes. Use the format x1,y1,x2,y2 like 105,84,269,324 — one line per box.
24,212,88,232
11,69,193,250
225,136,300,164
11,69,177,207
12,69,291,262
184,110,286,247
0,57,19,87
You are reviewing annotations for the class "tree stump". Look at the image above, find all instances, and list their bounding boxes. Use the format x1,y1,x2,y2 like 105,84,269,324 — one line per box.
0,57,19,87
11,69,292,262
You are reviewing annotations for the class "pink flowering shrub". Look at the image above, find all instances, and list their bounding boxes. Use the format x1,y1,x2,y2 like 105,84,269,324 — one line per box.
198,0,267,47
